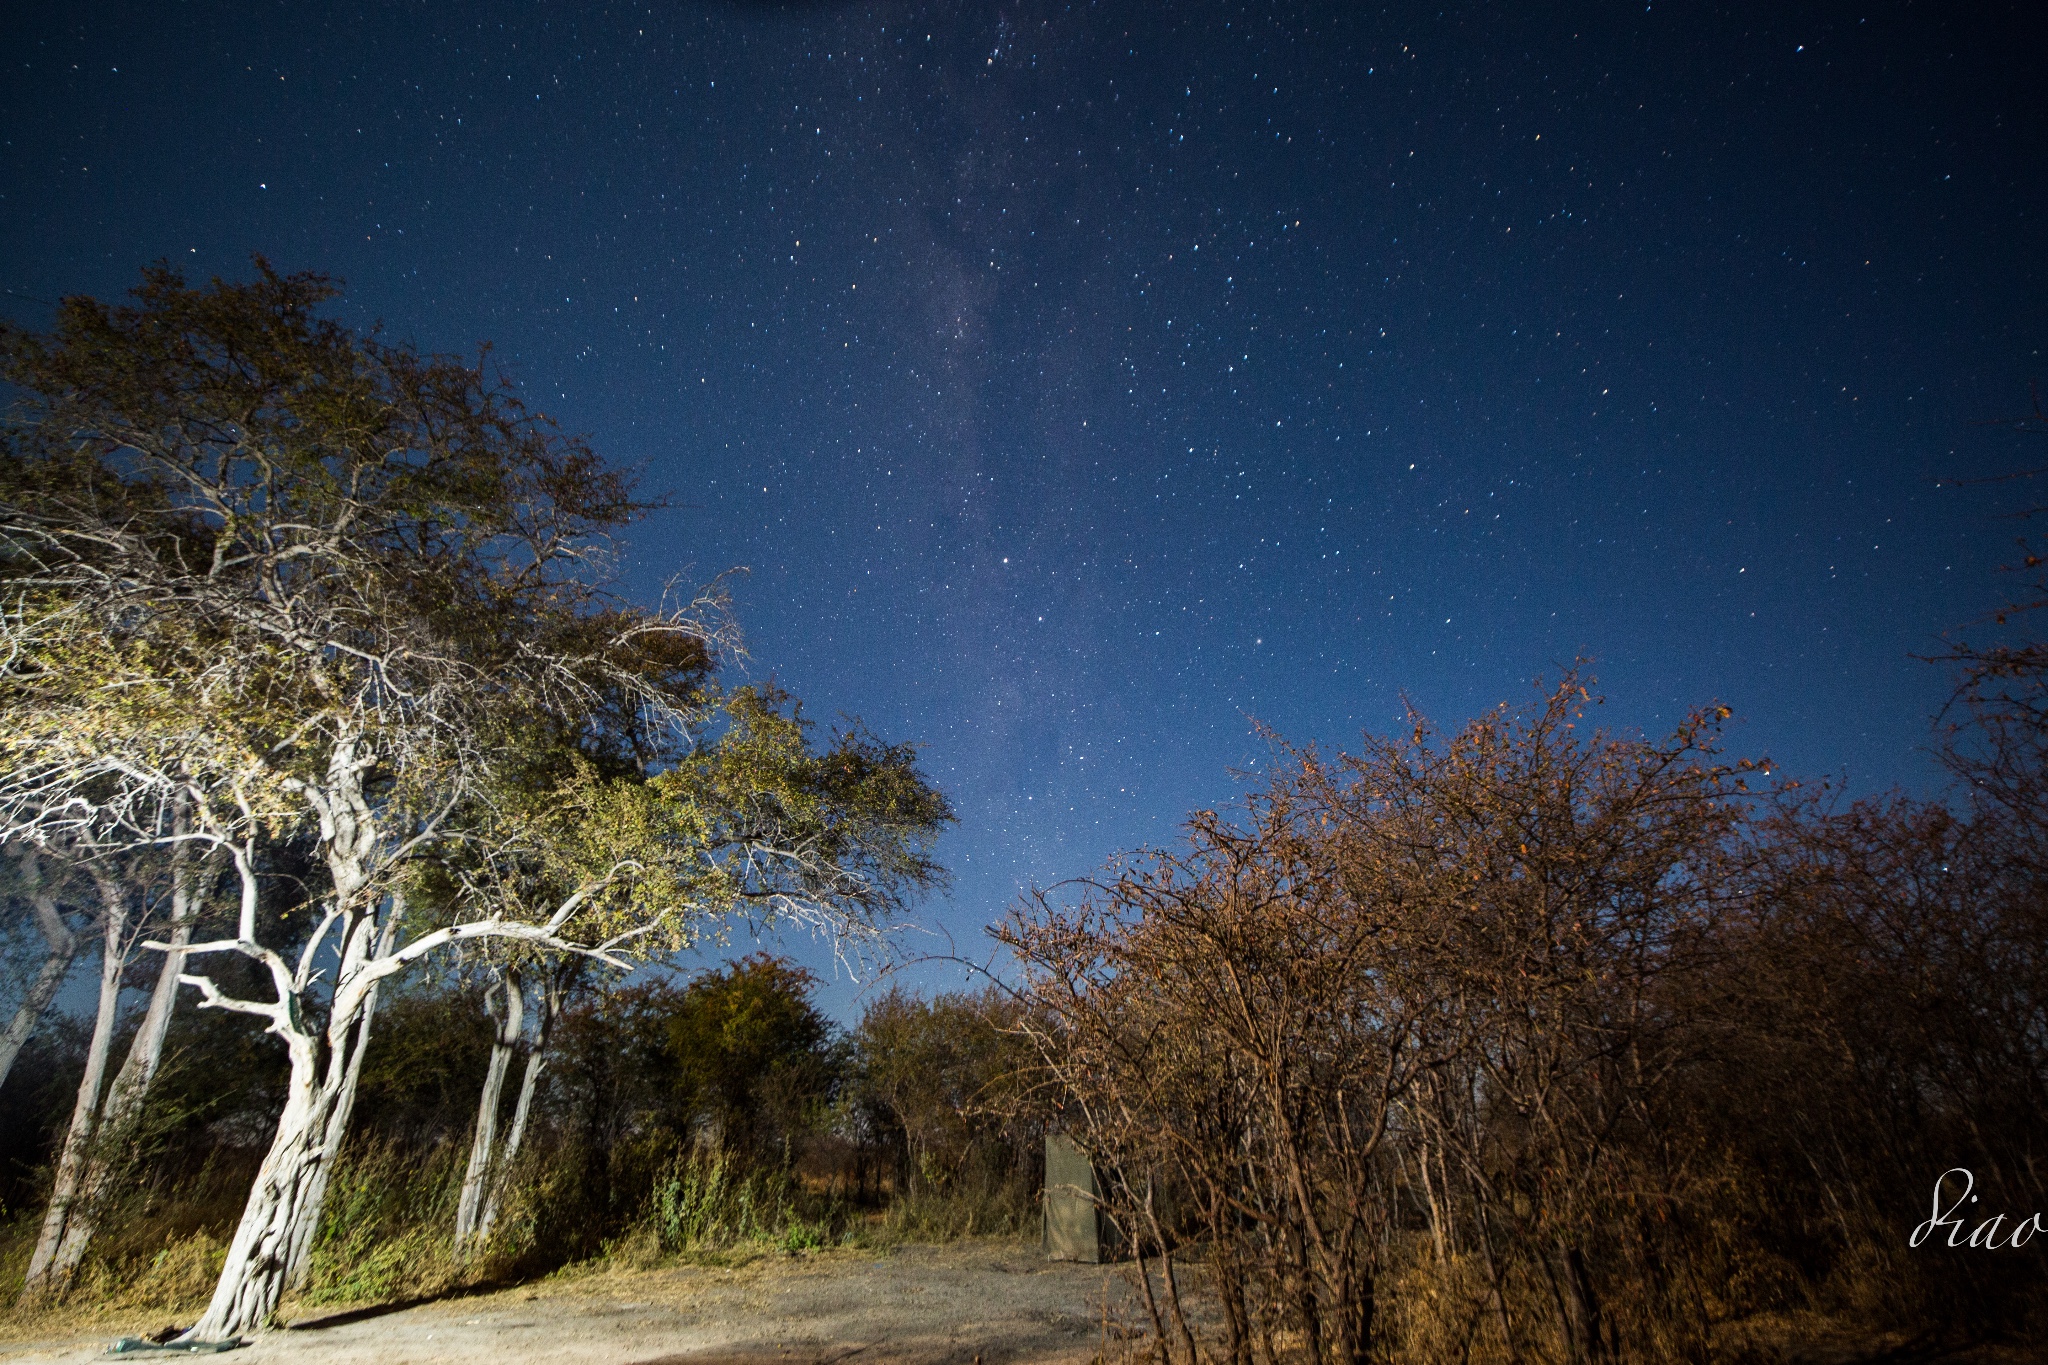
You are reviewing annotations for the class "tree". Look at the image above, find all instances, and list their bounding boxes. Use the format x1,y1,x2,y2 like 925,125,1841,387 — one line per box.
1002,677,1756,1365
667,953,835,1160
850,985,1032,1199
13,837,136,1296
451,956,567,1252
17,828,207,1298
844,985,1041,1240
444,682,952,1250
1935,389,2048,854
0,261,950,1338
0,843,85,1093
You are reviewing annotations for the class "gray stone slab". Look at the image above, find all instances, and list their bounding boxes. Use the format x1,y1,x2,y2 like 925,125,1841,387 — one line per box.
1042,1135,1103,1263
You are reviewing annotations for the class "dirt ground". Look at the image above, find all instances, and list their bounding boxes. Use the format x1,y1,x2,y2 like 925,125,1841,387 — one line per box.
0,1242,1141,1365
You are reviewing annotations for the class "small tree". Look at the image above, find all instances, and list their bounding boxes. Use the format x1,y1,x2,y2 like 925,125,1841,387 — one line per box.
667,954,835,1160
851,985,1030,1197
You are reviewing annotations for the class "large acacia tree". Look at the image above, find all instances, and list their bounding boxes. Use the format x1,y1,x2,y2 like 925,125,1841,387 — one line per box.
0,263,949,1337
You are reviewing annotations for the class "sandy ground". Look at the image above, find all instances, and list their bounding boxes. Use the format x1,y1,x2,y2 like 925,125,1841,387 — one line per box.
0,1242,1142,1365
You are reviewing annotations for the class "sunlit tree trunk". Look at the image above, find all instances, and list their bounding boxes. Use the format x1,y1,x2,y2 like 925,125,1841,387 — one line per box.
186,1023,337,1339
181,767,614,1343
184,769,390,1342
284,896,405,1293
185,910,385,1340
0,846,79,1093
456,970,524,1249
475,971,561,1244
20,865,129,1299
47,809,204,1283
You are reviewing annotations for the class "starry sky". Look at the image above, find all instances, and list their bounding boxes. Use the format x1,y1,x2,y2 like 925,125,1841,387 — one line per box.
5,0,2044,1009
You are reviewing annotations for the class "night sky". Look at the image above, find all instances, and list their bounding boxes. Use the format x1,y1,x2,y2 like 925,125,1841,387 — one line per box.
6,1,2044,1009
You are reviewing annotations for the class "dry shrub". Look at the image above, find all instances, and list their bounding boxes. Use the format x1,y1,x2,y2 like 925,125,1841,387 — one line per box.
80,1230,226,1314
1003,676,2047,1364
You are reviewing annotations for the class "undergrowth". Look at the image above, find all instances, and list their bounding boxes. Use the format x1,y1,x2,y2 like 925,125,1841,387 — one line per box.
299,1137,471,1306
0,1133,1037,1338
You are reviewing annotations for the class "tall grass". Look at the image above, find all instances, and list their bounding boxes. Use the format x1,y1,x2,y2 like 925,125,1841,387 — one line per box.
0,1151,255,1326
646,1149,831,1256
864,1164,1038,1244
300,1137,471,1306
1,1130,1037,1333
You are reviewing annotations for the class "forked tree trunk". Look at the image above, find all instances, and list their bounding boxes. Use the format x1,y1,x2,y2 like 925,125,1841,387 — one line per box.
183,731,631,1339
187,928,382,1338
0,848,79,1093
474,972,561,1244
456,973,524,1249
183,882,397,1341
20,867,129,1299
46,830,204,1285
283,898,405,1292
183,741,403,1339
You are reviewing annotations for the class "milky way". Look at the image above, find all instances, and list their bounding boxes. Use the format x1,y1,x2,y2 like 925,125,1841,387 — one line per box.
5,1,2043,1008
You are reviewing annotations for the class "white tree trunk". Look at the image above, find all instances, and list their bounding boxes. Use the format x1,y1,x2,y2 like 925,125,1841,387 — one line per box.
20,870,128,1298
182,857,405,1339
473,970,559,1245
0,946,75,1091
456,973,523,1249
283,898,404,1293
184,1027,336,1341
0,847,79,1092
46,831,203,1284
182,732,639,1339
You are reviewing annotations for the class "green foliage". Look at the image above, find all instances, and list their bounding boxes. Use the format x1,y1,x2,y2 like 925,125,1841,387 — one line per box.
475,685,956,960
648,1149,796,1253
302,1139,467,1305
667,955,836,1157
0,259,670,853
0,262,956,1337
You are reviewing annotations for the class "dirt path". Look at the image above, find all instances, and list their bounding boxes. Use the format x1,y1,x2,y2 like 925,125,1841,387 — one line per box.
0,1242,1139,1365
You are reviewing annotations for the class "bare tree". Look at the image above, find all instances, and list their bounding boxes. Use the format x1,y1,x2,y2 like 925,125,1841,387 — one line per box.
1004,786,1449,1365
1002,677,1755,1365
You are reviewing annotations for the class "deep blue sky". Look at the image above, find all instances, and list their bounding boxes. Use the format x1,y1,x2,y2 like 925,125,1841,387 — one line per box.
6,0,2044,1011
